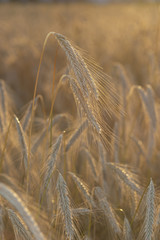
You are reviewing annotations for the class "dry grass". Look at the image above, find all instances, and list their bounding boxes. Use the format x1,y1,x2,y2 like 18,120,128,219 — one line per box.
0,2,160,240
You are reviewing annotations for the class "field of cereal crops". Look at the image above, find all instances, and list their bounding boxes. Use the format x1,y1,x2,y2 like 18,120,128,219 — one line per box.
0,2,160,239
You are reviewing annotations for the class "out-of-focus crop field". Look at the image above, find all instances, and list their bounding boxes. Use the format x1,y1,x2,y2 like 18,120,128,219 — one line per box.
1,3,160,239
0,3,159,110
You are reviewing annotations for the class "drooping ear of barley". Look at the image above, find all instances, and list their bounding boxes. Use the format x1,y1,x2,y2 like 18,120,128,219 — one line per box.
0,183,45,240
107,163,141,195
69,78,101,133
38,32,120,149
69,172,95,208
14,115,28,172
54,33,98,100
7,208,33,240
56,172,74,240
95,187,121,236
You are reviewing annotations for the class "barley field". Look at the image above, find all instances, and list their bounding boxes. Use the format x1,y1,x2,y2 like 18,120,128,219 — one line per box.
0,2,160,240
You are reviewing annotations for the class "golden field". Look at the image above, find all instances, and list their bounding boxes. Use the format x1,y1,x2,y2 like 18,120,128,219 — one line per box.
0,3,160,108
0,2,160,240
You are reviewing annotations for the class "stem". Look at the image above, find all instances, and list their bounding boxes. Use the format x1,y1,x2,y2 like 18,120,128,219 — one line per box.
49,46,59,147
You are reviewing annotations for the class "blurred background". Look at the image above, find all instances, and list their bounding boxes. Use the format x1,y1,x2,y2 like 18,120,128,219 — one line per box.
0,0,160,114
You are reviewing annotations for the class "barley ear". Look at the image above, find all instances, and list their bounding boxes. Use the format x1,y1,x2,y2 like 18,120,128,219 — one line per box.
69,172,96,208
40,134,63,203
7,208,33,240
0,183,45,240
95,187,121,235
107,163,141,195
144,179,155,240
65,119,88,152
22,95,40,132
56,172,74,240
14,115,28,172
123,217,133,240
137,179,155,240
